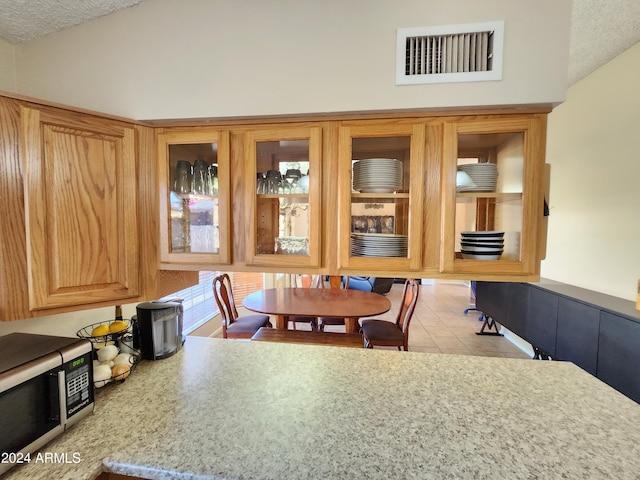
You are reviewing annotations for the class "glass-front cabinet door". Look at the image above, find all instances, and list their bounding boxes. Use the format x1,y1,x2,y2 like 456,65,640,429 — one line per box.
244,126,322,268
157,128,230,266
441,115,547,275
338,122,425,272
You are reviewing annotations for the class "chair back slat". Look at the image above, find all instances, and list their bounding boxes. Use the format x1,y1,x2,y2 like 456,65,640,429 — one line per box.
293,273,321,289
213,274,239,337
396,279,420,336
328,275,349,289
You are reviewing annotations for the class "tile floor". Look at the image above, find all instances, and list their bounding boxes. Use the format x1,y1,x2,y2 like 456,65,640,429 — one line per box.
320,280,530,358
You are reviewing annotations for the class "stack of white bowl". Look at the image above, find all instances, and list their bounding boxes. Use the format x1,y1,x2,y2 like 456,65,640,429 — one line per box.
353,158,403,193
460,231,504,260
456,163,498,192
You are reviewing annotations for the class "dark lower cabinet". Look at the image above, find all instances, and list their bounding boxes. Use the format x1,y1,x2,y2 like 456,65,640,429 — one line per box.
556,298,600,375
476,280,640,404
504,283,528,339
475,281,508,322
527,287,558,357
597,312,640,403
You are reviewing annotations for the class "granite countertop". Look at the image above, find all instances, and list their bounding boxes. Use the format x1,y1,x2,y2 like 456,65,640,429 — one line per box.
5,337,640,479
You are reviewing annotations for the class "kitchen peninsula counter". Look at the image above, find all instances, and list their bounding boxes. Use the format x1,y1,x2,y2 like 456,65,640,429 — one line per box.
4,337,640,479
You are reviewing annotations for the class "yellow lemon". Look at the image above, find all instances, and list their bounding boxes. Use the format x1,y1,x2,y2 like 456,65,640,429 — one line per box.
109,320,129,334
91,324,110,337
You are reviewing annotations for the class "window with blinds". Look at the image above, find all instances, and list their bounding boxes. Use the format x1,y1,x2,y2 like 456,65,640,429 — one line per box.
163,271,264,334
396,21,504,85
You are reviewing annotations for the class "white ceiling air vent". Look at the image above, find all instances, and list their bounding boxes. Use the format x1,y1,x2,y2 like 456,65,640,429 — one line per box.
396,21,504,85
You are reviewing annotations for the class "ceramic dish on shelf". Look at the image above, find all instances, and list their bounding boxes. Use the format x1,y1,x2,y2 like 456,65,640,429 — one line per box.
460,238,505,244
350,233,408,257
457,163,498,192
461,251,503,260
460,244,504,253
352,158,403,193
461,230,504,237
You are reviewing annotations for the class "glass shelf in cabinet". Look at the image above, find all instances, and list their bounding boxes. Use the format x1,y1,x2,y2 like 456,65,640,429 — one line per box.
456,192,522,202
171,192,220,200
258,193,309,201
351,192,410,199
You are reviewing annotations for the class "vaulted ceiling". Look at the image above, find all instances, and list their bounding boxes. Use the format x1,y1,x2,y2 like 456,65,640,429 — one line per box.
0,0,639,85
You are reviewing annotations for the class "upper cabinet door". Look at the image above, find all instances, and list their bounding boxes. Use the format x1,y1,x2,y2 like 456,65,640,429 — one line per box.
157,128,231,267
337,121,425,272
440,115,547,276
244,125,322,268
21,106,140,310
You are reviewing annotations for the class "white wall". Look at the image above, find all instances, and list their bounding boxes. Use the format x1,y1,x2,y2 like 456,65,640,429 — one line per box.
13,0,571,119
0,302,139,338
542,42,640,301
0,38,16,91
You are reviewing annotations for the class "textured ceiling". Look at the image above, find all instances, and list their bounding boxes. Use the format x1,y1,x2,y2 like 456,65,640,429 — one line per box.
568,0,640,84
0,0,144,44
0,0,639,85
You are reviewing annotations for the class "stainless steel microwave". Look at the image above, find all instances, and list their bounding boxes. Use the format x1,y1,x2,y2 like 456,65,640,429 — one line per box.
0,333,94,476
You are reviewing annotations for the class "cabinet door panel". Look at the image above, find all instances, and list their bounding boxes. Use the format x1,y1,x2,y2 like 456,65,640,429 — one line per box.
526,287,558,356
504,282,529,338
21,106,139,309
597,312,640,403
475,281,508,322
440,115,547,276
244,125,322,268
338,121,425,272
556,298,599,375
157,128,231,267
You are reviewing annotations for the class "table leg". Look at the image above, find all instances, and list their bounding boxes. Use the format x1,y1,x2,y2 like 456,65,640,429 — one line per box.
275,314,288,330
345,317,359,334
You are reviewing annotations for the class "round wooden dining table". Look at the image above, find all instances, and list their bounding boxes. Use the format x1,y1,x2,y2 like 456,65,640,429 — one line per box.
242,288,391,334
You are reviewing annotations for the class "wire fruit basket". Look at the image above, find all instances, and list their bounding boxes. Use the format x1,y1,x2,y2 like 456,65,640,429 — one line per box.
77,319,140,388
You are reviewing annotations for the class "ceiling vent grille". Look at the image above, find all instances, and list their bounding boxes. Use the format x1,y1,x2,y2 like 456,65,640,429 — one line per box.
396,21,504,85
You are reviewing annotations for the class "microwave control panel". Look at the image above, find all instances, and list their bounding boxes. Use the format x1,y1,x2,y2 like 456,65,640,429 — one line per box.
63,351,93,419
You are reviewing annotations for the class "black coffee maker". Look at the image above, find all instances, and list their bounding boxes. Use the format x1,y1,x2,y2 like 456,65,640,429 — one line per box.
133,299,184,360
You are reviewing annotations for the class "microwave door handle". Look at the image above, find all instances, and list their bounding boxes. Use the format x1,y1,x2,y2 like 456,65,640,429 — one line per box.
55,370,67,426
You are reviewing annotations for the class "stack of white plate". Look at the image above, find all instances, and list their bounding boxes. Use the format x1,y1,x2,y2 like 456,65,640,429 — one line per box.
460,231,504,260
353,158,403,193
351,233,408,258
457,163,498,192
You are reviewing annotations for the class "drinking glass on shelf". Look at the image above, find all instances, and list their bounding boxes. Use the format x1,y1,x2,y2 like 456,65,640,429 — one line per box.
209,165,218,194
192,159,209,195
265,170,281,194
256,172,266,194
174,160,192,195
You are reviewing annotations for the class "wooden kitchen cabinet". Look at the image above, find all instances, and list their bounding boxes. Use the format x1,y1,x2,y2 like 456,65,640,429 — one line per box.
154,111,549,280
440,114,548,277
156,127,231,268
243,125,322,268
0,94,196,322
336,120,426,273
20,104,140,310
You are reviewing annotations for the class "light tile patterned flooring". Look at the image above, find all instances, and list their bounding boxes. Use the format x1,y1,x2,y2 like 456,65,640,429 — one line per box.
321,280,530,358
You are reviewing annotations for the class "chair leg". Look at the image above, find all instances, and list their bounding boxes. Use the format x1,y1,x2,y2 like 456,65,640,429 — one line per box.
364,339,373,349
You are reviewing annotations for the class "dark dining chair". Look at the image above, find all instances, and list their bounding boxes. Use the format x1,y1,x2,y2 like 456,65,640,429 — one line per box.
213,273,272,339
346,276,395,295
288,274,322,331
360,278,420,351
317,276,350,332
